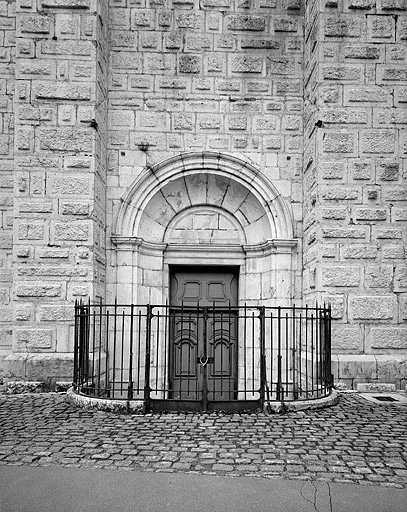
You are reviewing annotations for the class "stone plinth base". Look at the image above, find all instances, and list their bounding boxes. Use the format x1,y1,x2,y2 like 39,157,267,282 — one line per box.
0,353,74,386
332,355,407,391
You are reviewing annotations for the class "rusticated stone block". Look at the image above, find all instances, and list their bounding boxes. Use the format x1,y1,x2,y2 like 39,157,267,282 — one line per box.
241,38,279,49
38,248,70,258
111,52,142,71
176,12,200,29
361,130,395,153
368,15,394,39
381,0,407,8
382,245,405,259
331,326,360,350
323,65,362,81
227,15,266,31
354,208,387,221
345,86,391,103
19,201,53,214
394,208,407,221
274,18,298,32
395,266,407,290
350,162,372,180
41,41,92,57
377,160,399,180
231,56,263,73
18,266,88,278
325,295,345,319
365,265,393,288
40,0,89,7
383,187,407,201
18,222,44,240
371,329,407,349
61,202,90,215
376,227,403,239
16,284,62,297
380,67,407,81
39,305,75,322
0,233,12,250
255,116,277,131
15,304,32,321
324,17,362,37
323,227,366,238
322,187,359,200
34,82,91,101
19,14,51,34
268,57,294,75
179,55,201,74
0,329,12,348
40,128,93,152
16,329,52,350
54,222,89,241
17,60,54,77
0,306,13,323
344,45,380,59
50,176,89,195
321,108,368,124
348,0,375,8
351,296,395,319
342,245,378,259
322,132,355,153
322,266,360,287
322,208,347,220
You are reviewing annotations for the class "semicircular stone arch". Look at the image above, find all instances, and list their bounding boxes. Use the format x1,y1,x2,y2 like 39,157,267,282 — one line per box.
111,152,298,307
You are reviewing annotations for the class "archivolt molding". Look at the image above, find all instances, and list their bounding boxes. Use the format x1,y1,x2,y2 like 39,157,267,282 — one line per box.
114,151,295,245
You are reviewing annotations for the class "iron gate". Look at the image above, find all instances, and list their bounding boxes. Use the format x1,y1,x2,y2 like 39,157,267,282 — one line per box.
74,302,333,412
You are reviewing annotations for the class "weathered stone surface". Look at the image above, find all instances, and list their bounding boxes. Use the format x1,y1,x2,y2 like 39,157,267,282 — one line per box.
16,329,53,350
322,266,360,287
322,132,355,153
371,329,407,349
54,223,90,241
342,245,378,259
39,305,74,322
361,130,396,153
41,0,90,7
40,128,93,152
16,284,62,297
331,326,360,350
19,14,51,34
365,265,393,288
351,296,395,319
34,82,91,101
227,15,266,31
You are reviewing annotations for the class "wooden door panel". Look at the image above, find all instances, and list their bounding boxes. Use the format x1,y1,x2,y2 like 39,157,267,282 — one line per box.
170,267,238,403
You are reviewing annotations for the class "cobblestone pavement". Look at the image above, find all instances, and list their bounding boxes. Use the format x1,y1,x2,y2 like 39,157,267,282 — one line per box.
0,392,406,489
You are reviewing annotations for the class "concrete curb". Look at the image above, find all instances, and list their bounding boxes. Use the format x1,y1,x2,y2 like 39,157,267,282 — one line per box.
66,387,339,414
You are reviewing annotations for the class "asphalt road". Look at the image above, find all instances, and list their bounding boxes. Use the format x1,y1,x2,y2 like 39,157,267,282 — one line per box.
1,465,407,512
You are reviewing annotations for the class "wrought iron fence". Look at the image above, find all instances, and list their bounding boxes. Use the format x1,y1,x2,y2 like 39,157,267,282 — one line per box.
74,302,333,412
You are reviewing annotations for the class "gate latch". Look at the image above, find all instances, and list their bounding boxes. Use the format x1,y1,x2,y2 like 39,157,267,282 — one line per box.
197,355,214,367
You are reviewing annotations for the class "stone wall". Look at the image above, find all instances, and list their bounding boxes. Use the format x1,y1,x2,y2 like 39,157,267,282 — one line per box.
3,0,108,383
0,1,16,364
0,0,405,388
106,0,305,303
303,0,407,389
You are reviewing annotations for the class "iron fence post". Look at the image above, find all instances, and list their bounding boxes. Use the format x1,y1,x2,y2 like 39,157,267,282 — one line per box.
144,304,153,413
259,306,266,409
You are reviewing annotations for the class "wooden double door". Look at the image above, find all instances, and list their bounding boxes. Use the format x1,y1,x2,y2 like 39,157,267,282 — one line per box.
169,267,238,409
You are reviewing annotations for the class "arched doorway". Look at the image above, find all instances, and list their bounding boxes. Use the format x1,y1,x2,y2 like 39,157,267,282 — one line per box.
111,152,297,308
109,152,300,410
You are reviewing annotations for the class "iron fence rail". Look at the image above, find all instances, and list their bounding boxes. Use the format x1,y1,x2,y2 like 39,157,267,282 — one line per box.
73,302,333,412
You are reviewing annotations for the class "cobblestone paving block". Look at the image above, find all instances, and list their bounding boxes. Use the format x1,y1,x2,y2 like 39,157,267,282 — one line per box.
0,393,406,488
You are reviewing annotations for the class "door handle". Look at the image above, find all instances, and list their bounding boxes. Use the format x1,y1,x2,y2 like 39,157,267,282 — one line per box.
197,355,214,367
